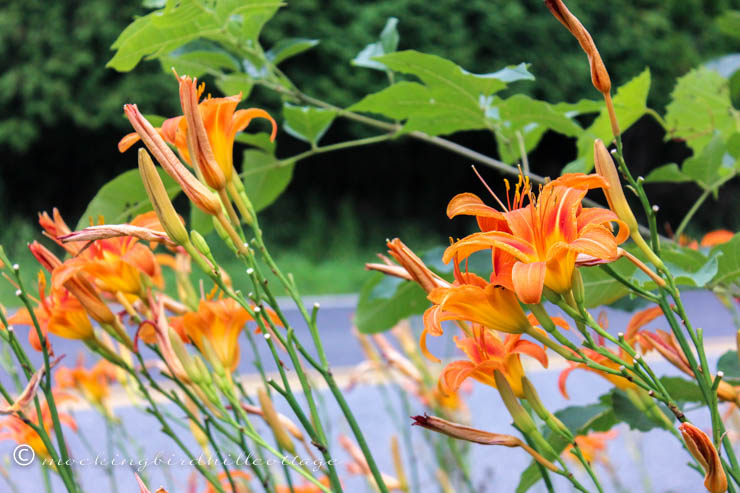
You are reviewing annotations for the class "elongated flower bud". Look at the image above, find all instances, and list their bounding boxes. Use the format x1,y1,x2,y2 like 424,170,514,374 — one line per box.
124,104,221,216
521,377,573,440
679,423,727,493
494,370,537,435
593,140,638,234
385,238,450,293
545,0,610,94
138,149,189,245
179,76,227,190
411,414,558,472
257,387,296,455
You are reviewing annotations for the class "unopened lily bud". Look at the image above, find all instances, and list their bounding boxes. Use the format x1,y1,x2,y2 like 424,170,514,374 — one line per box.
201,337,227,380
521,377,573,440
179,76,227,190
190,230,213,260
411,414,558,472
257,387,296,455
679,422,727,493
138,149,189,245
545,0,610,94
593,140,638,235
571,269,585,306
167,327,202,384
212,216,237,254
494,370,537,435
124,104,222,216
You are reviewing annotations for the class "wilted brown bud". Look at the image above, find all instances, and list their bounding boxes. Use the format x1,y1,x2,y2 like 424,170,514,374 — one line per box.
124,104,222,216
679,422,728,493
545,0,611,93
59,224,175,247
0,357,61,415
411,414,558,472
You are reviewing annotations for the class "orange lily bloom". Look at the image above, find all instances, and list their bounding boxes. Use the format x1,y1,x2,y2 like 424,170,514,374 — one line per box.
422,268,531,362
443,173,629,304
276,477,331,493
564,430,618,467
55,355,117,410
175,297,277,372
439,324,548,397
51,212,164,298
119,80,277,188
203,471,252,493
8,272,95,351
678,229,736,250
0,394,77,461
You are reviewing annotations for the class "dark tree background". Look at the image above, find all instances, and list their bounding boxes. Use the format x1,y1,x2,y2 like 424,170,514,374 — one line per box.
1,0,739,250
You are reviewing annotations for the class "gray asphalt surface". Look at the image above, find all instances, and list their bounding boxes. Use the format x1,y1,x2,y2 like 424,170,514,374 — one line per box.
1,291,738,492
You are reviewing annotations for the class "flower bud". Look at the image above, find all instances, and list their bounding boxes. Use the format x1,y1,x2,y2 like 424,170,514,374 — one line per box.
138,148,190,245
571,268,585,307
494,370,537,435
679,422,727,493
593,140,638,235
257,387,296,455
521,377,573,440
124,104,222,216
179,76,227,190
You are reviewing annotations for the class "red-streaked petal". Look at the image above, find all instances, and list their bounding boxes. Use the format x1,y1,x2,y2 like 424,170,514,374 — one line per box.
511,339,549,368
232,108,278,141
442,231,537,264
512,261,546,304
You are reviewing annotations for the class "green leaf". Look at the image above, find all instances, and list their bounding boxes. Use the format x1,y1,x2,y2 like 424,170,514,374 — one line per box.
240,150,293,212
215,73,254,98
717,11,740,40
374,50,507,98
159,48,239,78
710,233,740,288
664,67,734,155
552,99,603,117
350,81,487,136
610,389,669,431
578,259,636,308
352,18,399,71
644,163,692,183
717,350,740,379
570,69,651,172
489,63,534,83
682,132,727,189
379,17,400,54
235,132,276,153
108,0,282,72
660,376,704,403
190,203,214,235
631,243,720,289
76,168,179,230
492,94,582,164
266,38,320,65
355,272,430,334
282,104,337,146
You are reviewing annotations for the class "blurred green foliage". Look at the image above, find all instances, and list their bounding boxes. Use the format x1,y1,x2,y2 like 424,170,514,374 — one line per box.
0,0,175,152
261,0,740,109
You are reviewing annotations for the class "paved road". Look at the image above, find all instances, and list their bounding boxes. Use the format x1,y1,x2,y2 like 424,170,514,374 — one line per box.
1,291,738,492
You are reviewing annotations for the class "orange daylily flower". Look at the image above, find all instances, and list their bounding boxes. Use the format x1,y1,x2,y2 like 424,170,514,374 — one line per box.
174,297,280,372
443,173,629,304
119,79,277,188
564,430,618,467
51,212,164,298
55,355,117,410
8,272,95,351
439,324,548,397
0,394,77,461
678,229,736,250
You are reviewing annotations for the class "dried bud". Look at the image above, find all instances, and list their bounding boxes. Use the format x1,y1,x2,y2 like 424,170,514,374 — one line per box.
124,104,221,216
679,422,727,493
0,357,61,415
411,414,558,472
593,140,638,234
545,0,610,93
59,224,175,247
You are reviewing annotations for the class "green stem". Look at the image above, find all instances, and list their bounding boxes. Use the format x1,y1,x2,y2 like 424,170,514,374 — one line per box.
674,187,711,239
